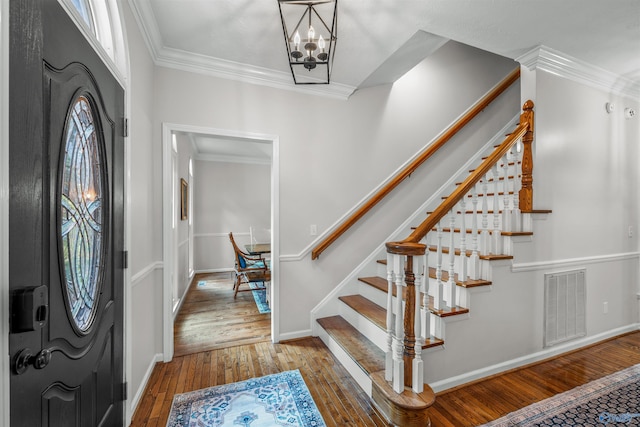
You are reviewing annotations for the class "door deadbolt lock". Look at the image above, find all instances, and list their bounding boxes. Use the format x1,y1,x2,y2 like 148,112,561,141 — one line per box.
11,285,48,333
13,348,52,375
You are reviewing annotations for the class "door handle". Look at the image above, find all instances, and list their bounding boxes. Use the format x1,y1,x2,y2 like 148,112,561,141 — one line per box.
13,348,52,375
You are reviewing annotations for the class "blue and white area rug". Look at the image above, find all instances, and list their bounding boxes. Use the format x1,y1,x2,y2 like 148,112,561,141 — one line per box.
166,369,326,427
480,363,640,426
249,282,270,314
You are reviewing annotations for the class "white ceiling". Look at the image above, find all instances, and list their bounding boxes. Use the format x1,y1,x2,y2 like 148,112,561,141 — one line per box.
184,132,272,165
131,0,640,158
131,0,640,91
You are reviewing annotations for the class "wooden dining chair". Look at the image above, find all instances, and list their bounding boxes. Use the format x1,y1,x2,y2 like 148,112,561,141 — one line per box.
228,232,271,299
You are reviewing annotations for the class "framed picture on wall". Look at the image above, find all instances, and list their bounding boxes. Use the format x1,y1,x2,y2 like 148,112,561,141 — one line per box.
180,178,188,220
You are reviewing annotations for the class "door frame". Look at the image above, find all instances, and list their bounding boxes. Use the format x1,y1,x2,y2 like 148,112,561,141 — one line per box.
0,1,132,424
161,123,280,361
1,0,11,425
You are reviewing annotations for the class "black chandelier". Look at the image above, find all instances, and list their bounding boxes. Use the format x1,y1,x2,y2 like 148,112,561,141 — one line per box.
277,0,337,85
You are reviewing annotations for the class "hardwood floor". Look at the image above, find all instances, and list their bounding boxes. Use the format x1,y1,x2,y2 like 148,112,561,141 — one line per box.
133,277,640,426
173,272,271,356
429,331,640,426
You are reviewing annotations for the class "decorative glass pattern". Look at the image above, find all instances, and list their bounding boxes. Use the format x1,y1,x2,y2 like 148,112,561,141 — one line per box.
60,96,104,333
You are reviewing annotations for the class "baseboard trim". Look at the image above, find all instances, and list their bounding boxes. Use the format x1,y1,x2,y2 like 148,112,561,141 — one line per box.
194,268,234,275
429,323,640,393
276,329,312,343
130,353,163,414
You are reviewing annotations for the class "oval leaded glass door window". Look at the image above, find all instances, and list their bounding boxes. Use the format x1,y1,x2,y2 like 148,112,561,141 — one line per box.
59,95,106,334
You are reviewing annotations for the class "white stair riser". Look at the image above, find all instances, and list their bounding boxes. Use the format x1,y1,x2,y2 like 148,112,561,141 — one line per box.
317,327,373,397
339,300,388,351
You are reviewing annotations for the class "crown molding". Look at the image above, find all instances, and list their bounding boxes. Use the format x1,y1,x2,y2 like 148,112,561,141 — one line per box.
517,45,640,100
154,46,356,100
127,0,163,61
127,0,355,100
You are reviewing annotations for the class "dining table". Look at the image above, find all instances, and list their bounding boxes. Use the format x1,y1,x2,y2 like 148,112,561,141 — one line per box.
245,243,271,255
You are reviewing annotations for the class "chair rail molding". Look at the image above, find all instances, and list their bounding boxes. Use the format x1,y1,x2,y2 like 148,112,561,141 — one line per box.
511,251,640,273
131,261,164,287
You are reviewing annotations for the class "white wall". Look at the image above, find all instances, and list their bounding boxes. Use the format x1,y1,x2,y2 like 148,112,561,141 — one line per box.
104,5,640,413
193,160,271,272
152,41,519,337
425,69,640,388
175,134,195,302
530,71,639,261
121,1,164,410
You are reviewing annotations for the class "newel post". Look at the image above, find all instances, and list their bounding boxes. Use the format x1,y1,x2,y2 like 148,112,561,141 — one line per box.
385,241,426,392
519,100,535,212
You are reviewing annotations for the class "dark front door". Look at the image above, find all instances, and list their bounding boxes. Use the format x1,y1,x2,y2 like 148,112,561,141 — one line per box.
9,0,125,425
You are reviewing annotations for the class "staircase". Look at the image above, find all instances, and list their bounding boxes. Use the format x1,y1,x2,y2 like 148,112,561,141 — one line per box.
312,101,544,426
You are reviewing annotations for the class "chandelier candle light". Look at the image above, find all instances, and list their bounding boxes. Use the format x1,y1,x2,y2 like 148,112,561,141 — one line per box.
277,0,337,84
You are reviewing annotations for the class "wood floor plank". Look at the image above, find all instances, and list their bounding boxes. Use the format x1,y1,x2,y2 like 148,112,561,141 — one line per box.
132,271,640,427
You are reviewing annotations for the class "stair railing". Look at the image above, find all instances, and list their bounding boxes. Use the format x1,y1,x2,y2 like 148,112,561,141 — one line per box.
311,68,521,260
384,100,535,394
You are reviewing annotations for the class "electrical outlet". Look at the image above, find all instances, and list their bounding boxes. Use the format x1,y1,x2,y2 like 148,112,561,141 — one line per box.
629,226,633,238
310,224,317,236
603,301,608,314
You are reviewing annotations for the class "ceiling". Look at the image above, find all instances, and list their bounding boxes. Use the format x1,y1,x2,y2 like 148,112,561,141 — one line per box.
130,0,640,92
131,0,640,159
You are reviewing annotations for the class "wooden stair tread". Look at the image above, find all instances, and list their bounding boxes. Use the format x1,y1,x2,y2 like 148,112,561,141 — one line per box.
426,245,513,260
442,191,515,200
426,227,533,237
371,370,435,427
339,294,445,349
359,276,391,294
339,295,386,329
427,267,491,288
429,209,502,215
358,276,469,317
316,315,385,375
371,371,435,410
427,295,469,316
375,260,491,288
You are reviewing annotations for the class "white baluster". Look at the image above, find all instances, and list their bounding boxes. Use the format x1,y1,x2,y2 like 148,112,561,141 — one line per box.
412,256,424,393
491,162,502,254
459,197,467,283
480,173,491,255
392,255,405,394
447,208,456,307
513,141,523,231
422,241,430,336
385,253,394,382
469,183,480,279
434,222,445,311
502,153,512,232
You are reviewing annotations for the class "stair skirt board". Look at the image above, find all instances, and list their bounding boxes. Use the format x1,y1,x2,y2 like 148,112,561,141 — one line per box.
544,269,587,348
316,326,373,396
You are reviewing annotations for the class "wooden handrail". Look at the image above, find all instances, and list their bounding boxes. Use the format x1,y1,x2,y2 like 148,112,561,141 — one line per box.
386,100,534,255
311,68,521,260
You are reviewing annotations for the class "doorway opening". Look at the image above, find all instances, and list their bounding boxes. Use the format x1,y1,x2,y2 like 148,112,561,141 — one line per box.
161,124,279,361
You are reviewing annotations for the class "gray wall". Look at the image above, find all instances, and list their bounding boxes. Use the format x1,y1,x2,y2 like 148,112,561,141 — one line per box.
122,4,640,412
193,160,271,272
